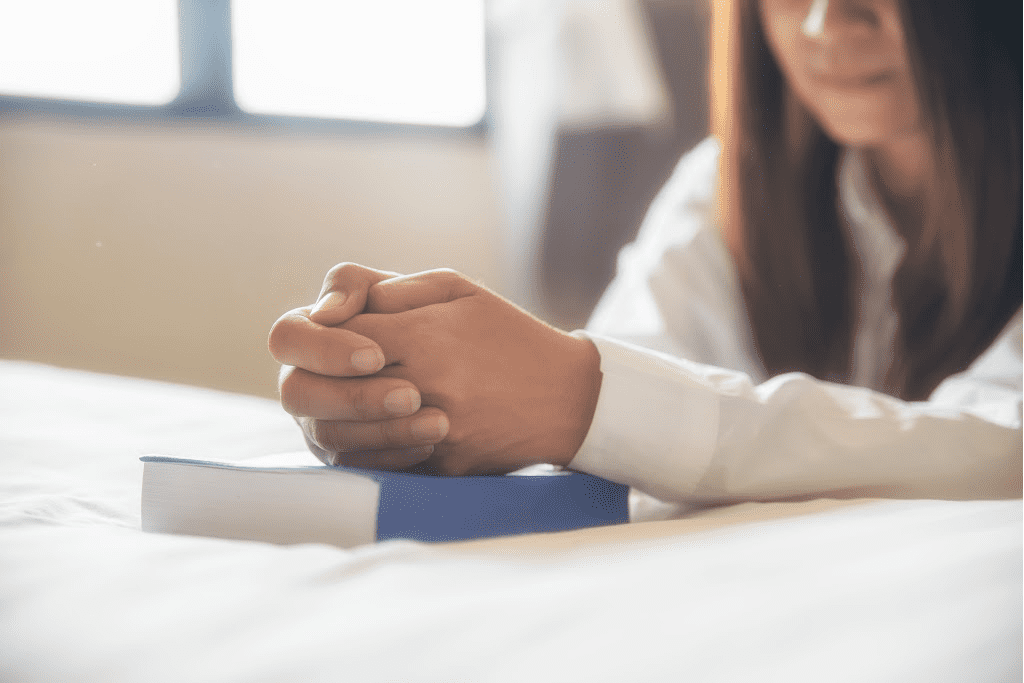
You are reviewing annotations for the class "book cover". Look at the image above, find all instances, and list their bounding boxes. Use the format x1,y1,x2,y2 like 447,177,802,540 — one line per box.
141,453,629,547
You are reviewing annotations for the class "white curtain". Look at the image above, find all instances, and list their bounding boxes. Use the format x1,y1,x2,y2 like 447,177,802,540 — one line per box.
487,0,671,319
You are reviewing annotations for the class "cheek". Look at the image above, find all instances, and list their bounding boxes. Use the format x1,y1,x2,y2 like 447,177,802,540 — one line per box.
759,4,805,76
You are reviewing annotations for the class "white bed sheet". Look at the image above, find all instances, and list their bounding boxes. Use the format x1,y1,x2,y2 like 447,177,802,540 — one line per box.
2,360,1021,682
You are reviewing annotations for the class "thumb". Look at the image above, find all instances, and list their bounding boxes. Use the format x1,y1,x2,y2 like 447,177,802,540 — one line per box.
366,269,479,314
308,263,400,326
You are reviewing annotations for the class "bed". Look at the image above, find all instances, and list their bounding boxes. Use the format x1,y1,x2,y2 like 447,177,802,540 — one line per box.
2,359,1020,682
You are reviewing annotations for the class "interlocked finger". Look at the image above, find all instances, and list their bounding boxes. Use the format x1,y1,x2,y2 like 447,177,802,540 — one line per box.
304,407,450,455
329,446,437,471
309,263,400,326
279,366,421,420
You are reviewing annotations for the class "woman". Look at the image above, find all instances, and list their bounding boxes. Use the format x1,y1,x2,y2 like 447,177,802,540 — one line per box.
269,0,1021,502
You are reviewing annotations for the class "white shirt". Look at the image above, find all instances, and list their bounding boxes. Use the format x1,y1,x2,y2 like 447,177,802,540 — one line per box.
569,137,1022,503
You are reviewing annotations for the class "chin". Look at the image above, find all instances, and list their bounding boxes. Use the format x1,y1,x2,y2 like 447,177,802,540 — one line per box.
814,111,910,149
809,95,921,149
820,123,889,148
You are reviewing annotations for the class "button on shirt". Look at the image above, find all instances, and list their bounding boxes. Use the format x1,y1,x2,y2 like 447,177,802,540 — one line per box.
569,138,1022,504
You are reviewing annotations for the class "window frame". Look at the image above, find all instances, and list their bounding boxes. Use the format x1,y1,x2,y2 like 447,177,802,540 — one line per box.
0,0,490,138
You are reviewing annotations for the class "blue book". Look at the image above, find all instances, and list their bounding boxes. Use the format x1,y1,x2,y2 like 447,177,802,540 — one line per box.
140,453,629,547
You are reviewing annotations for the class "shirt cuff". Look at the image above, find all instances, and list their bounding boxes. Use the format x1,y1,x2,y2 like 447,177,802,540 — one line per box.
567,330,720,501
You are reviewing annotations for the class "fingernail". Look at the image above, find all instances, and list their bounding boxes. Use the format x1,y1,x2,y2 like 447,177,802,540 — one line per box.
383,387,420,415
410,414,449,441
310,291,347,319
351,348,384,373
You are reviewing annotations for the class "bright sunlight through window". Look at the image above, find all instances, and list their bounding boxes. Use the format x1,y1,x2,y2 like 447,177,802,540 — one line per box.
0,0,179,105
232,0,486,127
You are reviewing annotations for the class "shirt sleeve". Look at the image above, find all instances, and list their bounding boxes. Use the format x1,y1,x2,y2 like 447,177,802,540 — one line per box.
568,138,1023,503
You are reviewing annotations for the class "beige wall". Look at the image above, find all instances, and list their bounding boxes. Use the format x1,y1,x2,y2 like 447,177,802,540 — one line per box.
0,117,505,398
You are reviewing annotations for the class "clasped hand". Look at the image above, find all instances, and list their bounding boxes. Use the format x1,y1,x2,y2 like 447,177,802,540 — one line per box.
269,264,602,475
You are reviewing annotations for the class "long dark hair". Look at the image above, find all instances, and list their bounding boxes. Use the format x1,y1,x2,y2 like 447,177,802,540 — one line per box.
721,0,1021,399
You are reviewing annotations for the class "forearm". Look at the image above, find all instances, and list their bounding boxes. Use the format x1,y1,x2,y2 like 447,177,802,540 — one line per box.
570,333,1022,503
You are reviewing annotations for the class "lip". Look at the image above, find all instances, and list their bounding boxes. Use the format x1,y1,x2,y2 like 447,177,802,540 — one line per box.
809,69,895,89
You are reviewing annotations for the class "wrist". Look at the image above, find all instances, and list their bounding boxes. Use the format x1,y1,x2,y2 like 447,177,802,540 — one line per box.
553,331,603,467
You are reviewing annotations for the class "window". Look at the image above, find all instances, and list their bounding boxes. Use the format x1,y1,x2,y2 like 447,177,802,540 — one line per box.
0,0,487,131
0,0,179,105
232,0,485,127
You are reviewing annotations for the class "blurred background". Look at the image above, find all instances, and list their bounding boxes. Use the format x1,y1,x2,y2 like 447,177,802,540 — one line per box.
0,0,727,398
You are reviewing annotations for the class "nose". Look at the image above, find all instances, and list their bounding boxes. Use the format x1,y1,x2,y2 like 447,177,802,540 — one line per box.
801,0,829,37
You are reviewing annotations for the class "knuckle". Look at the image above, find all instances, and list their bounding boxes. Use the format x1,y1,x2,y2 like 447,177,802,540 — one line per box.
277,365,295,400
324,262,356,285
307,419,334,451
324,262,376,293
322,263,352,296
378,418,406,448
427,268,475,300
432,267,461,278
267,310,302,361
312,334,336,375
372,420,391,448
349,382,377,420
429,268,464,285
277,367,308,416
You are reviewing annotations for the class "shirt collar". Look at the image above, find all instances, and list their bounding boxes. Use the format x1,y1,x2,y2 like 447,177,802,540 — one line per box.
838,147,907,282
